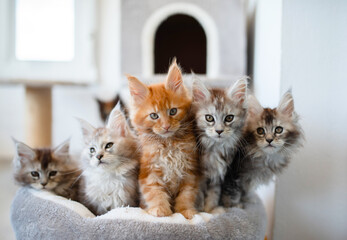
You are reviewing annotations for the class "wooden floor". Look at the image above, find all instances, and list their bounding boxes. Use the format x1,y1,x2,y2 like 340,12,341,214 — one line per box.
0,159,18,240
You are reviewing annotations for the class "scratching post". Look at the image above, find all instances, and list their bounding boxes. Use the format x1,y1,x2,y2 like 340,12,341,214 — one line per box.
25,86,52,148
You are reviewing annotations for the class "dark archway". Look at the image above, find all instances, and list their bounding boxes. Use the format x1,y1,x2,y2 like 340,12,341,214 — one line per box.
154,14,207,74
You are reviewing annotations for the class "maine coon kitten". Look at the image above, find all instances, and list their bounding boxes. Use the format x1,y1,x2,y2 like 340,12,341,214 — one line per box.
78,106,140,215
192,78,248,212
127,60,199,219
13,139,81,200
221,91,303,208
96,94,129,123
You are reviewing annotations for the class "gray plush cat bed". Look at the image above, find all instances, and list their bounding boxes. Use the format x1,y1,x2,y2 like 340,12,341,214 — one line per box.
11,188,266,240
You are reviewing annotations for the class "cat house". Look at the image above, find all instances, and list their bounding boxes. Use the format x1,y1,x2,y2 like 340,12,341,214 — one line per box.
120,0,246,83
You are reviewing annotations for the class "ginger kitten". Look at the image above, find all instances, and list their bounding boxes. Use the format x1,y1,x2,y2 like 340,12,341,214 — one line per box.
13,139,81,200
78,106,140,215
192,78,248,212
127,60,199,219
221,91,304,207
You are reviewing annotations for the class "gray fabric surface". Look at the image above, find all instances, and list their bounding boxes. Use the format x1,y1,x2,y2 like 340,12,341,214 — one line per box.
11,188,266,240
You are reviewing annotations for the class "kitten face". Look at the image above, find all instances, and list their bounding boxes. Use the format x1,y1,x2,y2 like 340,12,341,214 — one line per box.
193,78,248,142
79,107,138,171
245,92,302,154
13,139,72,191
127,61,191,138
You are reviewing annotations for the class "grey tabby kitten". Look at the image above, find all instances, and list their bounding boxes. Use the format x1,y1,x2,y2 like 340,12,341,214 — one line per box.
221,91,304,208
13,139,81,200
192,77,248,212
78,106,140,215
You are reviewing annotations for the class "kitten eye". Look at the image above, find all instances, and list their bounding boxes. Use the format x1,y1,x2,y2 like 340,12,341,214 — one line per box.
257,128,265,135
150,113,159,120
275,126,283,134
90,147,95,153
105,142,113,149
31,171,39,178
49,171,57,177
169,108,177,116
205,115,214,122
224,115,234,122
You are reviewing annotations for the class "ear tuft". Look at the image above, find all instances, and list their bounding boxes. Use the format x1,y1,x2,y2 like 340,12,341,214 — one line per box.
192,77,210,102
53,138,70,157
12,138,36,164
127,75,149,104
76,118,96,144
228,77,248,107
106,106,130,137
247,95,263,117
278,89,295,117
165,59,184,93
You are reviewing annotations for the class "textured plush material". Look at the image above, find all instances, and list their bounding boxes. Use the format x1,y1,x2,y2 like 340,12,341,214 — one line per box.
11,187,266,240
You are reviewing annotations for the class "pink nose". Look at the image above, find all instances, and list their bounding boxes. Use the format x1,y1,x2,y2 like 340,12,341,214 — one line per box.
163,125,171,131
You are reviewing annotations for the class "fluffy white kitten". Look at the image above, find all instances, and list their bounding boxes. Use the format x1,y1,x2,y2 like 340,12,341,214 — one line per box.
78,106,140,215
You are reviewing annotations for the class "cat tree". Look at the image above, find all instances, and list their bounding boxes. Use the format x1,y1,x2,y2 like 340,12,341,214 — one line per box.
120,0,246,84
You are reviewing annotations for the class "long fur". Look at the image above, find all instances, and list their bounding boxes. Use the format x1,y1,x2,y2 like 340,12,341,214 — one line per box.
127,60,199,219
12,139,81,201
78,107,140,215
192,77,248,212
221,91,304,208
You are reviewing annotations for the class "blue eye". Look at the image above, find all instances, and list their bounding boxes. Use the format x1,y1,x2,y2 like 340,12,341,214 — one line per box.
169,108,177,116
150,113,159,119
90,147,95,153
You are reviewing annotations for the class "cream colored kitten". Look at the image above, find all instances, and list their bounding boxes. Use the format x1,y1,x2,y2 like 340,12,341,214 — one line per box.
78,106,140,215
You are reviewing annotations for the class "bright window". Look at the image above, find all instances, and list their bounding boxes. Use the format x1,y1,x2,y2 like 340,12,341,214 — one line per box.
15,0,74,61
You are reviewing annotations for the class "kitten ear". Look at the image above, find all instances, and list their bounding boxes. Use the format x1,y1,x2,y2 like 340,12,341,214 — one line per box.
106,106,130,137
247,95,263,117
227,77,248,107
278,89,295,117
192,77,210,102
53,138,70,158
165,59,185,93
127,75,149,104
77,118,96,144
12,138,36,164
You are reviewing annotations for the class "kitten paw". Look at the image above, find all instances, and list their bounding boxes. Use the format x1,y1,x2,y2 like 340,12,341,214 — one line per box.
180,209,198,219
204,204,217,213
147,206,172,217
210,206,226,215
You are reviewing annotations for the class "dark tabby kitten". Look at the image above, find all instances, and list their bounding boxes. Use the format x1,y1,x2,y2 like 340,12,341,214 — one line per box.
96,94,129,123
13,139,81,200
192,77,248,212
221,91,303,208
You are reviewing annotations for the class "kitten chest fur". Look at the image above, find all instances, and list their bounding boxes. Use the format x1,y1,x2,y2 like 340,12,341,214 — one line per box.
242,151,289,190
145,139,196,197
200,136,237,184
83,165,137,214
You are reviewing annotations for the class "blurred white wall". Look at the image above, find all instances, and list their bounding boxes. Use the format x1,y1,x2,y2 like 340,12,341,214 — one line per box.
273,0,347,239
251,0,282,239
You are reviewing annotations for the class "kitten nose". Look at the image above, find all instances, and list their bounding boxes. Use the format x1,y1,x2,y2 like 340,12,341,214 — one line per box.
266,138,273,143
163,125,171,131
216,130,224,135
96,154,104,160
41,182,47,186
